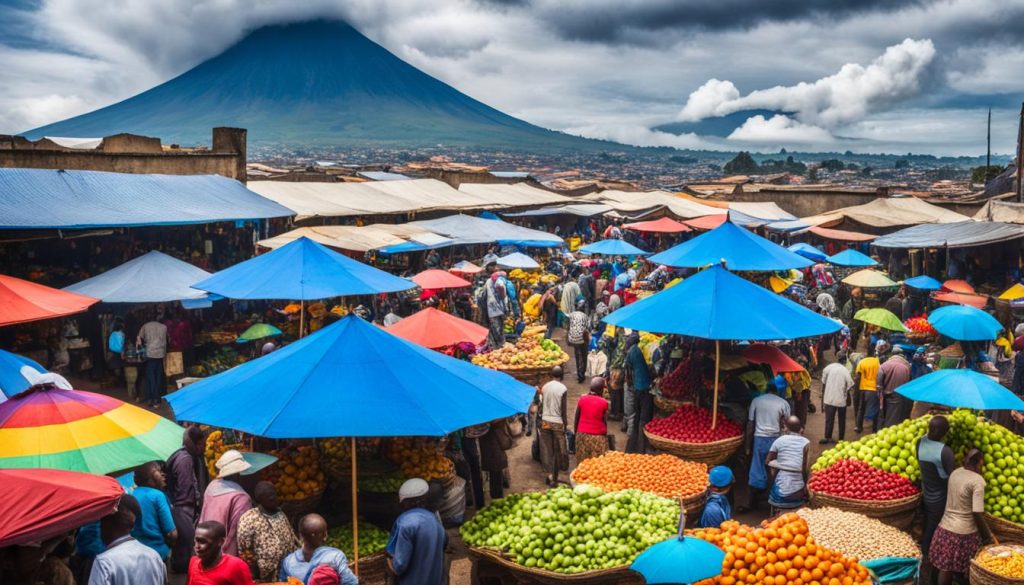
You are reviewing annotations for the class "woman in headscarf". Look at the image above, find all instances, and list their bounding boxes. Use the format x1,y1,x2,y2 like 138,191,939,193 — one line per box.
815,292,838,318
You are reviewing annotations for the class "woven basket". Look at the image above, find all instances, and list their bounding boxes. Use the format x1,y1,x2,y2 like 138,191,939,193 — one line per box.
644,430,743,466
984,512,1024,542
970,544,1024,585
653,393,694,414
280,487,325,523
349,552,388,584
808,490,920,529
468,546,642,585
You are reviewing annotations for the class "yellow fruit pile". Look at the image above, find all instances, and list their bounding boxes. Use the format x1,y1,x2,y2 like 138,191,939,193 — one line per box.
471,336,568,371
204,430,242,478
384,437,454,481
507,269,559,286
320,437,382,466
263,446,326,501
976,544,1024,579
691,513,872,585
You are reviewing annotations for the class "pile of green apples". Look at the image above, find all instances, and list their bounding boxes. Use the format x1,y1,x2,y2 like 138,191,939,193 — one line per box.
460,486,678,574
813,410,1024,524
326,521,391,557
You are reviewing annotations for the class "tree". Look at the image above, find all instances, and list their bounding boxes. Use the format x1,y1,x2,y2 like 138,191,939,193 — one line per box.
819,159,845,172
808,166,819,182
971,165,1003,184
894,160,910,169
724,151,759,174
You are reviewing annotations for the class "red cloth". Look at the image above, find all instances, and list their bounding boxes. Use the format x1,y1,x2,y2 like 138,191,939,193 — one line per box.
0,274,97,326
0,469,123,547
412,269,470,290
308,565,341,585
188,555,254,585
576,394,609,435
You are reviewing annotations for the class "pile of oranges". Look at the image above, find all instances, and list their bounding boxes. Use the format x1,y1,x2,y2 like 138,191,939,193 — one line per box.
384,437,454,481
690,513,872,585
263,446,326,501
570,452,709,499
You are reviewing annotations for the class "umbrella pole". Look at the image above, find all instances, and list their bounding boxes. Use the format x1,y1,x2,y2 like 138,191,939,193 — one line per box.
712,340,720,431
351,436,359,578
300,300,306,338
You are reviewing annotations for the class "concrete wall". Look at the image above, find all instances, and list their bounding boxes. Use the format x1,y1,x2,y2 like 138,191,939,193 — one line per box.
0,127,248,182
721,186,887,217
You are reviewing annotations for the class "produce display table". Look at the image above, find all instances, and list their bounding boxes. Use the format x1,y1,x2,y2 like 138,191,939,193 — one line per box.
643,430,742,466
468,547,642,585
807,490,920,530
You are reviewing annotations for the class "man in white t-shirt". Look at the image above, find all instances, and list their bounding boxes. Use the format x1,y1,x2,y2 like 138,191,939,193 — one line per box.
538,366,569,486
766,416,810,505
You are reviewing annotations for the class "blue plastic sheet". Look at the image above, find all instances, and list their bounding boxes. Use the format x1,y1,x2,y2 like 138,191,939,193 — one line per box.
862,557,919,584
578,239,650,257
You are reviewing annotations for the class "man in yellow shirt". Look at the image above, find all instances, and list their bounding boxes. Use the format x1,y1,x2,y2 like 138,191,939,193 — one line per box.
854,351,881,433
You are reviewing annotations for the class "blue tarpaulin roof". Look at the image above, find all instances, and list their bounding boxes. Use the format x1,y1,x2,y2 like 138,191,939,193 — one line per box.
787,243,827,262
64,251,213,303
166,315,536,438
0,168,294,229
827,248,878,267
409,214,563,248
872,221,1024,248
578,239,650,256
192,237,414,300
649,221,813,271
604,264,842,340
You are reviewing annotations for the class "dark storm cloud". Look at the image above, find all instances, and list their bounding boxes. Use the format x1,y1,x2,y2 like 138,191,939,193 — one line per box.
531,0,924,42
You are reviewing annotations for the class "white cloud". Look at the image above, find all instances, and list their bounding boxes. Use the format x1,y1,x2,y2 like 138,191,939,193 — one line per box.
677,38,937,128
563,124,710,149
727,114,834,143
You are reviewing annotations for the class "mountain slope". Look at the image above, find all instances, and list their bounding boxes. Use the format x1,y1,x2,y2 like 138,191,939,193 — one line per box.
25,20,615,151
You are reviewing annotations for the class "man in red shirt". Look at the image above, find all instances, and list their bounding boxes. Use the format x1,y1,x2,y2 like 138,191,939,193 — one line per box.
188,521,255,585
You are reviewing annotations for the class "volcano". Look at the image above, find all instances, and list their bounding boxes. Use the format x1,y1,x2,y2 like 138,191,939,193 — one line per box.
24,20,613,152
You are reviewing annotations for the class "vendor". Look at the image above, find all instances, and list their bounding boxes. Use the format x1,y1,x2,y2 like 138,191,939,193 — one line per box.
930,449,994,585
698,466,734,528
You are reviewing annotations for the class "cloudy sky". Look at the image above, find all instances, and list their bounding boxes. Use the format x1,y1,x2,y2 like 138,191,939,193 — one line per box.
1,0,1021,156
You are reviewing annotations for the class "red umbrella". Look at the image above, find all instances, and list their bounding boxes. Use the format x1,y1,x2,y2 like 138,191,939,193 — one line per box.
412,269,471,290
682,214,728,231
385,307,488,349
0,468,123,547
0,275,98,326
941,279,975,294
741,344,805,374
933,291,989,309
622,217,692,233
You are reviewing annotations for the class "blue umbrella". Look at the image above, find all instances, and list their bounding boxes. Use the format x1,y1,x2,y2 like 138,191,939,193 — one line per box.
897,369,1024,410
578,239,650,257
649,220,812,271
827,248,878,267
496,252,540,270
630,513,725,585
192,237,413,300
904,275,943,291
0,349,46,401
927,305,1002,341
787,242,827,262
604,264,842,340
166,314,535,438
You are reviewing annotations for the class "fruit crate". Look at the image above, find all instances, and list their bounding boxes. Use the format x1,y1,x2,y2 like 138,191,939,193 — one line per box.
807,489,920,530
468,547,643,585
643,430,743,466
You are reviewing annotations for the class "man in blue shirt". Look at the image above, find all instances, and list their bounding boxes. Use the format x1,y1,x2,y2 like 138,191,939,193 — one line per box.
279,514,358,584
131,461,177,560
387,478,447,585
624,333,653,454
699,466,734,528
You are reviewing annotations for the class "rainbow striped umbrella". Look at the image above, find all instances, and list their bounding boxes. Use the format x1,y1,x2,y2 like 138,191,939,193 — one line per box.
0,387,183,475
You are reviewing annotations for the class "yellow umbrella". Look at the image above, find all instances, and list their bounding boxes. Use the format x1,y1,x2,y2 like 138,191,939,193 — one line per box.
842,269,897,288
769,275,793,293
999,283,1024,300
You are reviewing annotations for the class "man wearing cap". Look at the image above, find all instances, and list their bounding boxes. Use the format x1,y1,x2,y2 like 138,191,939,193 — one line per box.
199,450,255,556
698,466,734,528
387,478,448,585
879,346,912,429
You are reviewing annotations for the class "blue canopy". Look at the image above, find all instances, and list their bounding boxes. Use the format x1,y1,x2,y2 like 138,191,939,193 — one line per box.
903,275,943,291
631,535,726,585
408,214,563,248
927,305,1002,341
496,252,540,270
896,369,1024,410
827,248,878,267
578,239,650,257
165,315,535,438
0,349,46,401
192,237,413,300
787,242,827,261
0,168,294,229
63,251,213,303
604,264,842,340
648,221,812,271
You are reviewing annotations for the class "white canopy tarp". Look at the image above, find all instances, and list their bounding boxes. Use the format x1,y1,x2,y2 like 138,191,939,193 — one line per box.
63,250,212,302
974,200,1024,224
408,214,563,247
458,183,573,207
581,190,722,219
800,197,969,229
